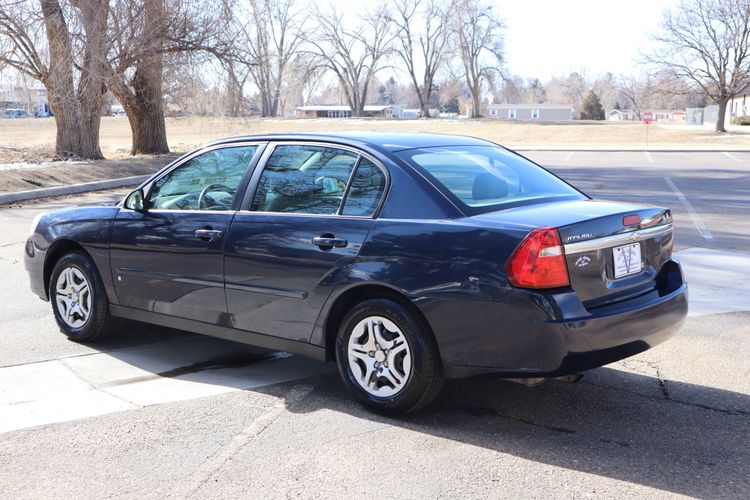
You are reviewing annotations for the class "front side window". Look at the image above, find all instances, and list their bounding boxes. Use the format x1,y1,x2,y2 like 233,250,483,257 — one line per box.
251,145,359,215
148,146,258,211
397,146,585,214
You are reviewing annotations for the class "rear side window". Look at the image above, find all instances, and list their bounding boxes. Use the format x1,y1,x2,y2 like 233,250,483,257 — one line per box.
342,158,386,216
397,146,584,213
251,145,359,215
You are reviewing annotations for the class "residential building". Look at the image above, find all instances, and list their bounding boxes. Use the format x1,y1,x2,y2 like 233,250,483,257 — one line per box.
608,109,679,122
485,103,574,121
0,84,51,117
729,90,750,120
295,105,404,118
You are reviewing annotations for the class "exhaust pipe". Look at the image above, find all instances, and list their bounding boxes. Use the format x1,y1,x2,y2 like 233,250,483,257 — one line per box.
503,373,583,387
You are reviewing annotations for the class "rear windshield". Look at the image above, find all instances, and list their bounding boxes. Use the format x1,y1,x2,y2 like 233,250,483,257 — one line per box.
397,145,586,214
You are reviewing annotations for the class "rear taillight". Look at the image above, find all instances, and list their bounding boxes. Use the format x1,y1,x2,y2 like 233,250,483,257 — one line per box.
505,227,570,289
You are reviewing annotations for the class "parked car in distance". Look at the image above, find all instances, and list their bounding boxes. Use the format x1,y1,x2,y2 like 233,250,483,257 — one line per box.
24,132,688,413
2,108,30,119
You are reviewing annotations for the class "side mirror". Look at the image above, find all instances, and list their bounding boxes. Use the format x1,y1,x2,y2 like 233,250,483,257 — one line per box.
124,189,146,211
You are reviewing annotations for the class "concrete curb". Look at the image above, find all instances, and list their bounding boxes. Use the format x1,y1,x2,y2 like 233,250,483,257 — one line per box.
0,175,148,205
0,147,747,205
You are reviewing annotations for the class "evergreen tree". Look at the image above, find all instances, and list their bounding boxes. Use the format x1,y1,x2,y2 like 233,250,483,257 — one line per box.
580,90,605,120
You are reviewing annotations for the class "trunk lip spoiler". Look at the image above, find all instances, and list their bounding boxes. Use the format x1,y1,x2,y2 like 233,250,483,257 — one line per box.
563,223,673,255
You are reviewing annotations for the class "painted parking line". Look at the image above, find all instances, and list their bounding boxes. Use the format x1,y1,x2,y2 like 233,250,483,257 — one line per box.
563,151,575,162
664,177,714,241
722,152,743,163
0,336,334,434
645,151,654,163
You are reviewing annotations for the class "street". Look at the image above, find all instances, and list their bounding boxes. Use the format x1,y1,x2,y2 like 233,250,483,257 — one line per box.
1,152,748,498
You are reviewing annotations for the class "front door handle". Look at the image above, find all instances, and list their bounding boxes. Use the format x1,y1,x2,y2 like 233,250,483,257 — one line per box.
194,228,223,241
312,235,348,249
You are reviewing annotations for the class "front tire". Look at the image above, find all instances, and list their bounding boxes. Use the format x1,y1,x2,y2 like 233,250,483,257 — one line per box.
49,251,117,342
336,298,444,414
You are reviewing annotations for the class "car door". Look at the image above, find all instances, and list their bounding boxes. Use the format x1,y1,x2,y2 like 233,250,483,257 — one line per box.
109,143,264,325
224,143,388,342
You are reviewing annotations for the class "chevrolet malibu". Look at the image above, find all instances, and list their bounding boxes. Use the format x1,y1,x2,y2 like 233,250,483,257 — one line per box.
25,132,688,413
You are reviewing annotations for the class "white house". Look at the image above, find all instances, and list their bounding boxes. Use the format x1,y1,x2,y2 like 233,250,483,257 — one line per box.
295,104,404,118
729,90,750,122
608,109,682,122
0,84,51,117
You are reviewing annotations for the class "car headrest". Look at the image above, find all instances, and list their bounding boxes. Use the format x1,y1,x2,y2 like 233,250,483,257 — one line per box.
472,172,508,201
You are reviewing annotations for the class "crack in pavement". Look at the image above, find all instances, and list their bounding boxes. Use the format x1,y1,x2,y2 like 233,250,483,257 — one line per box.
624,358,672,400
57,358,142,408
581,379,750,417
455,403,577,435
167,383,316,498
0,241,24,248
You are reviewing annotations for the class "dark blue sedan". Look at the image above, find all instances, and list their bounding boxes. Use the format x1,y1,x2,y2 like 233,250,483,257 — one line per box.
25,132,688,413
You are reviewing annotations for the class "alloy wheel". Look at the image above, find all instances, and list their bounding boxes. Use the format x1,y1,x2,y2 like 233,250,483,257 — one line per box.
55,266,92,328
347,315,412,397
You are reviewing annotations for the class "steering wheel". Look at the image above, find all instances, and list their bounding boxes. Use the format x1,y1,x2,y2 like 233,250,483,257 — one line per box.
198,183,235,209
314,176,346,193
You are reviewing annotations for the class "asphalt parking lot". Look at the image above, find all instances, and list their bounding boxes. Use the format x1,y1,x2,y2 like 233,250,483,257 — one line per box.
1,152,749,498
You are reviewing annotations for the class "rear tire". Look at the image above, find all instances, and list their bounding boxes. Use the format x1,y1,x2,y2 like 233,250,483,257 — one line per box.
49,251,117,342
336,298,444,414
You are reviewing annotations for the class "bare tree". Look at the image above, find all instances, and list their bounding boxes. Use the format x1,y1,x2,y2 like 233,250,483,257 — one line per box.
0,0,108,159
453,0,503,118
307,3,394,117
214,0,251,116
591,72,618,112
647,0,750,132
618,74,653,119
229,0,305,117
279,53,326,112
390,0,451,117
106,0,227,154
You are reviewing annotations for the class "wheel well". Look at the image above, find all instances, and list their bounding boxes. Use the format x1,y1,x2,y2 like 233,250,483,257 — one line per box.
323,284,436,362
43,240,89,298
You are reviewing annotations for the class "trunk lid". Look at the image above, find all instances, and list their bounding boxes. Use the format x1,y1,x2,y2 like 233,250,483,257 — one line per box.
474,199,674,305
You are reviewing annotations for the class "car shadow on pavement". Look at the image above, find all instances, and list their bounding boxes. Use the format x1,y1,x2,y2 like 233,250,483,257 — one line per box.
76,322,749,497
261,367,750,498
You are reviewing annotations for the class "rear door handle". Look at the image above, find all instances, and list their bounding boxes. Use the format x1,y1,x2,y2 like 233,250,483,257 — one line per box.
194,228,223,241
312,235,348,249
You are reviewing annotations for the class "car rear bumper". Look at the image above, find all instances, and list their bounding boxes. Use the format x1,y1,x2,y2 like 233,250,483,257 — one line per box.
422,259,688,378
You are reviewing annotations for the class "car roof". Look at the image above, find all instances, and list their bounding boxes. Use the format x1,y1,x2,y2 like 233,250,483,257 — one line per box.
204,131,495,152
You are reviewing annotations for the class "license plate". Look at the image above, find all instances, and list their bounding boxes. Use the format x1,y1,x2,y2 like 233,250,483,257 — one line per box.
613,243,642,278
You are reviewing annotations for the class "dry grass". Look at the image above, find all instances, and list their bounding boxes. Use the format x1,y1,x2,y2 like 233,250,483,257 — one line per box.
2,116,750,163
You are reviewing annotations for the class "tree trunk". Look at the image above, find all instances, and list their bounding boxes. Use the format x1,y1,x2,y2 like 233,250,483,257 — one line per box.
470,87,481,118
128,63,169,155
76,0,109,160
225,65,244,117
716,97,729,133
50,103,80,159
122,0,169,155
40,0,81,159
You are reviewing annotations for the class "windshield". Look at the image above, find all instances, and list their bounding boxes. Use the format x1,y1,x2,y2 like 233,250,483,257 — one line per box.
397,145,586,214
